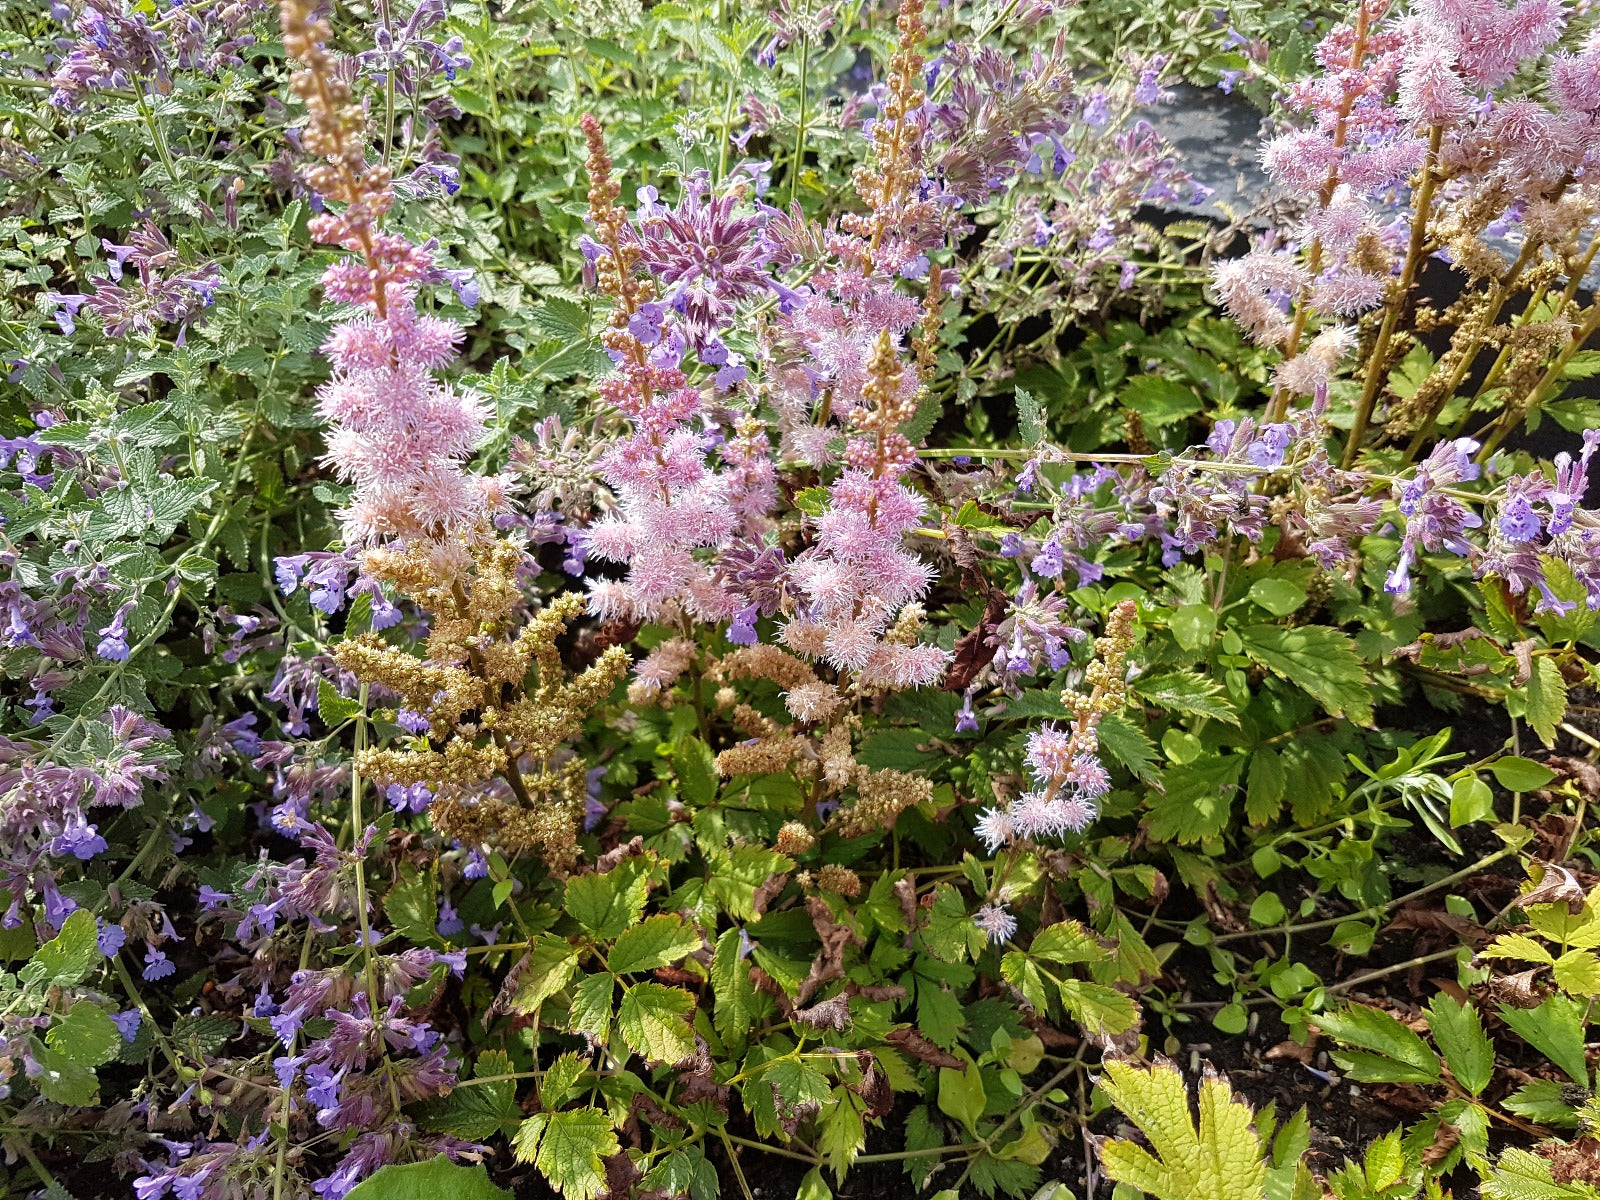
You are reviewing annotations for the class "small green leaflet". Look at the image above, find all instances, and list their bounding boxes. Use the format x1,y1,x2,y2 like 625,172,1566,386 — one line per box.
345,1156,513,1200
1426,995,1493,1096
1131,671,1240,726
563,858,650,938
1315,1002,1441,1085
1015,387,1046,445
34,909,100,987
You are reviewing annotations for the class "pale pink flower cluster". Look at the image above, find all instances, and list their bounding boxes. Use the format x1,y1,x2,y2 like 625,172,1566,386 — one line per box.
974,723,1108,850
1219,0,1586,359
782,464,947,689
317,302,500,542
583,357,741,623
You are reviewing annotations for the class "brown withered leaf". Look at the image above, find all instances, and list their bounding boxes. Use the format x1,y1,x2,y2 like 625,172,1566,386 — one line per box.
885,1027,964,1069
601,1150,642,1200
847,982,909,1002
1550,755,1600,801
895,877,920,930
752,872,790,917
1488,968,1545,1008
856,1054,895,1120
1520,861,1588,912
944,587,1008,693
1419,1121,1460,1169
1385,904,1488,947
793,993,852,1031
673,1036,730,1108
592,836,646,875
749,966,796,1017
653,965,701,987
798,896,865,1005
1264,1037,1316,1066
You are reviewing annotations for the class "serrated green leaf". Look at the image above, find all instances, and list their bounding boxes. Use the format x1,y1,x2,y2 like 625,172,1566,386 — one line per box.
34,1046,99,1106
418,1050,520,1141
1245,748,1287,827
1015,387,1045,444
1427,995,1493,1096
607,914,701,975
541,1051,587,1109
1315,1003,1441,1084
563,859,650,939
317,678,362,726
1132,671,1240,726
35,909,100,987
568,972,614,1044
510,936,580,1015
1057,979,1138,1036
711,927,755,1042
514,1107,617,1200
1524,656,1568,748
1498,997,1589,1085
673,736,717,807
1030,920,1109,965
618,982,695,1064
1238,625,1372,723
1147,756,1244,844
1554,949,1600,996
1483,1147,1600,1199
1098,1059,1267,1200
47,1003,121,1066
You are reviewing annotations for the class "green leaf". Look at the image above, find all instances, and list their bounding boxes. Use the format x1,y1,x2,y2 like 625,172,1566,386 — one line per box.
384,865,441,948
1490,756,1556,792
937,1061,987,1134
1097,1059,1268,1200
1315,1003,1441,1084
794,487,830,517
1534,558,1598,644
1030,920,1110,966
1554,949,1600,996
1121,375,1203,428
710,927,756,1042
618,982,695,1064
46,1003,121,1066
1248,579,1308,617
514,1108,618,1200
1245,748,1287,827
563,859,650,939
1483,1147,1600,1199
317,678,362,726
510,936,580,1015
1451,775,1496,827
35,909,100,987
673,736,717,807
1238,625,1372,723
1147,756,1244,844
1057,979,1138,1036
820,1089,867,1175
568,972,615,1044
1524,656,1568,748
1426,995,1493,1096
418,1051,520,1141
528,297,590,343
1015,387,1046,444
1498,997,1591,1085
541,1051,587,1109
1169,604,1216,652
33,1047,99,1107
344,1156,513,1200
1132,672,1240,726
607,914,701,975
768,1058,831,1114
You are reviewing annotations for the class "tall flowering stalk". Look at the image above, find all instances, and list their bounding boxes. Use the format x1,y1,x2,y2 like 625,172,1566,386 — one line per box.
576,116,746,624
281,0,498,544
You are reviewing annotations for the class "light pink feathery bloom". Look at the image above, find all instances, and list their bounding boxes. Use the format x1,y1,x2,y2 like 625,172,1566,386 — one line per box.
972,902,1017,945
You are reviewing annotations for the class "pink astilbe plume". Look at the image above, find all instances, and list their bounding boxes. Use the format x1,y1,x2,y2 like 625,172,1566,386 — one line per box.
282,0,497,544
576,116,752,625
